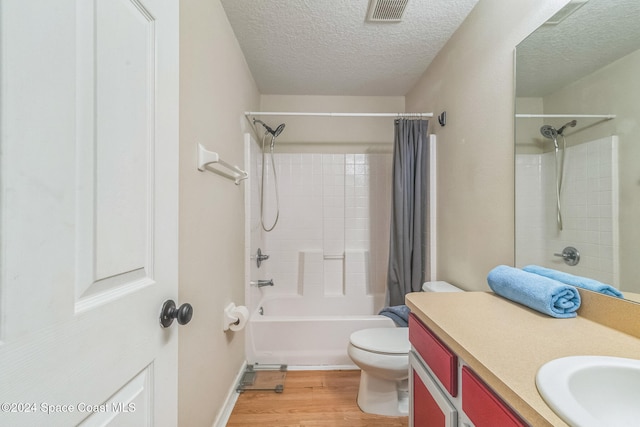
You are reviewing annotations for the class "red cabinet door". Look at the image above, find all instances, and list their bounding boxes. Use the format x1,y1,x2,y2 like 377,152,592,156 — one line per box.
411,353,457,427
462,366,527,427
414,370,446,427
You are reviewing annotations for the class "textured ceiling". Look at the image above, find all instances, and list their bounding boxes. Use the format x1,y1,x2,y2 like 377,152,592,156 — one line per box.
517,0,640,97
220,0,480,96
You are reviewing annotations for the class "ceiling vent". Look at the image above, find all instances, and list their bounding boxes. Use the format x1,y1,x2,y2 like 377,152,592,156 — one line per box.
366,0,409,22
543,0,589,26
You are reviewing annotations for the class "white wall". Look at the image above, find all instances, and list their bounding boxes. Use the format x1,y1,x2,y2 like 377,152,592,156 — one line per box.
178,1,259,425
405,0,570,290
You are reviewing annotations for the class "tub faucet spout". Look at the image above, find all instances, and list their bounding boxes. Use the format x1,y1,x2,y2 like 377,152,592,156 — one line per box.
251,279,274,288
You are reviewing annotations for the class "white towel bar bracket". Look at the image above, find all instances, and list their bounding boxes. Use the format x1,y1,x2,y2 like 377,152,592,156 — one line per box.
197,143,248,185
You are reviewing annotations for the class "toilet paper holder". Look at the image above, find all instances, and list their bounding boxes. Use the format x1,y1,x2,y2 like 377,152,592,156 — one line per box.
223,302,248,332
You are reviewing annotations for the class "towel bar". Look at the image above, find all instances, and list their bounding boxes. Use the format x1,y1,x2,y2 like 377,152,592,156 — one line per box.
197,143,248,185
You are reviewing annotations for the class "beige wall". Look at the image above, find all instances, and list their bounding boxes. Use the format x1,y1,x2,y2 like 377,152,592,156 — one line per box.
542,48,640,292
178,1,259,425
515,97,544,154
405,0,569,290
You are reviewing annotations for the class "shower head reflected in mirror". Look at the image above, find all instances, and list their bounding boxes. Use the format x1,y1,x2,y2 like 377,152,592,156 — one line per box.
539,120,577,232
557,120,577,135
253,118,286,137
540,125,558,139
540,120,578,140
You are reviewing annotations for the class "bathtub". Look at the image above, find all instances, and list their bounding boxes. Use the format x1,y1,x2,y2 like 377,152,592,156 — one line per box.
246,294,396,367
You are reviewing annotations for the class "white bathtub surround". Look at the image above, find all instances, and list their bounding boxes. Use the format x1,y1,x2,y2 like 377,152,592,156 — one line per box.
301,250,324,297
516,136,619,286
246,295,394,366
258,151,392,298
515,154,546,266
245,134,268,313
245,137,395,366
345,250,370,296
323,258,344,296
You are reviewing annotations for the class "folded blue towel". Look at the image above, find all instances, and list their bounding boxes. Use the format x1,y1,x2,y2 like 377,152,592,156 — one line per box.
487,265,580,318
522,265,624,299
379,305,410,327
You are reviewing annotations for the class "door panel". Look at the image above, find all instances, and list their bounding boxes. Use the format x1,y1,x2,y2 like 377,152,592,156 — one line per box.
76,0,156,305
94,0,152,282
78,366,152,427
0,0,179,425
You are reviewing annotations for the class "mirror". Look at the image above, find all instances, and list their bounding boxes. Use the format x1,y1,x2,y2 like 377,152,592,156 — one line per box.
514,0,640,302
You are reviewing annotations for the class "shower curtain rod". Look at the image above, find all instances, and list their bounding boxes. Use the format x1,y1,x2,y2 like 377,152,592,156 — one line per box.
515,114,616,119
245,111,433,118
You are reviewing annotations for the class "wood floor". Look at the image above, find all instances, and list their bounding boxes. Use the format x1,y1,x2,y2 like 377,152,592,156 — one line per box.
226,370,409,427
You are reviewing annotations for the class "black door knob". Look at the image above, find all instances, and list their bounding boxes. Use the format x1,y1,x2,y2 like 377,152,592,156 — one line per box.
160,300,193,328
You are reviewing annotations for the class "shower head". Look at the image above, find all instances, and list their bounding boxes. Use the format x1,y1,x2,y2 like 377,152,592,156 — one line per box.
540,125,558,139
272,123,285,137
557,120,577,135
253,119,286,138
540,120,577,140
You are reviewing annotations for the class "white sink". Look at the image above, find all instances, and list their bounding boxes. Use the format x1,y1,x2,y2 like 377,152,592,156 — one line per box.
536,356,640,427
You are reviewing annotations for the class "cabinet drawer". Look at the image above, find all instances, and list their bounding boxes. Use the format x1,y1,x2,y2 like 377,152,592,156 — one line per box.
408,313,458,397
462,366,527,427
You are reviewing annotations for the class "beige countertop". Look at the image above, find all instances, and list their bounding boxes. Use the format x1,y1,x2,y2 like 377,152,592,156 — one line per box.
406,291,640,427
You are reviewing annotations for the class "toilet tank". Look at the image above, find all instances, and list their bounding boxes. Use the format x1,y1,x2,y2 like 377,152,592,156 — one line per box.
422,281,463,293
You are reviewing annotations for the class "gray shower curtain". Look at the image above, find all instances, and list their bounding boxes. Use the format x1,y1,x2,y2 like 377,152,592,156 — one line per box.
387,119,429,306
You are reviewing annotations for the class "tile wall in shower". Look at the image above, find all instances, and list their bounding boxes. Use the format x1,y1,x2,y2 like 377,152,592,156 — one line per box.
259,151,392,297
515,154,546,266
516,136,619,286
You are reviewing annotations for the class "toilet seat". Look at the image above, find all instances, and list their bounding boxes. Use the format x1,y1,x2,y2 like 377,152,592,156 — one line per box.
350,328,410,354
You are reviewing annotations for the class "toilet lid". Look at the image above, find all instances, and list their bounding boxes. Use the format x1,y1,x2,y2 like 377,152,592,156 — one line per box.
350,328,410,354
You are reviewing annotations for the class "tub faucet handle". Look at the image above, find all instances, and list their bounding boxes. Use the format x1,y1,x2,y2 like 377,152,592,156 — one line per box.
554,246,580,266
251,279,274,288
256,248,270,268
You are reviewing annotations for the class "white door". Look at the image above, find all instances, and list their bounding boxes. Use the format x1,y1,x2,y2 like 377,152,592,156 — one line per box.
0,0,180,426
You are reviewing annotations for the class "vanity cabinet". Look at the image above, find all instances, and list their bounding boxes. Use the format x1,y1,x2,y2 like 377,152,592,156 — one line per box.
409,313,527,427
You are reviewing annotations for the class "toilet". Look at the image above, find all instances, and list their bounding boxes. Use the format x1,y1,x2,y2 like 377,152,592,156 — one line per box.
347,281,463,416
